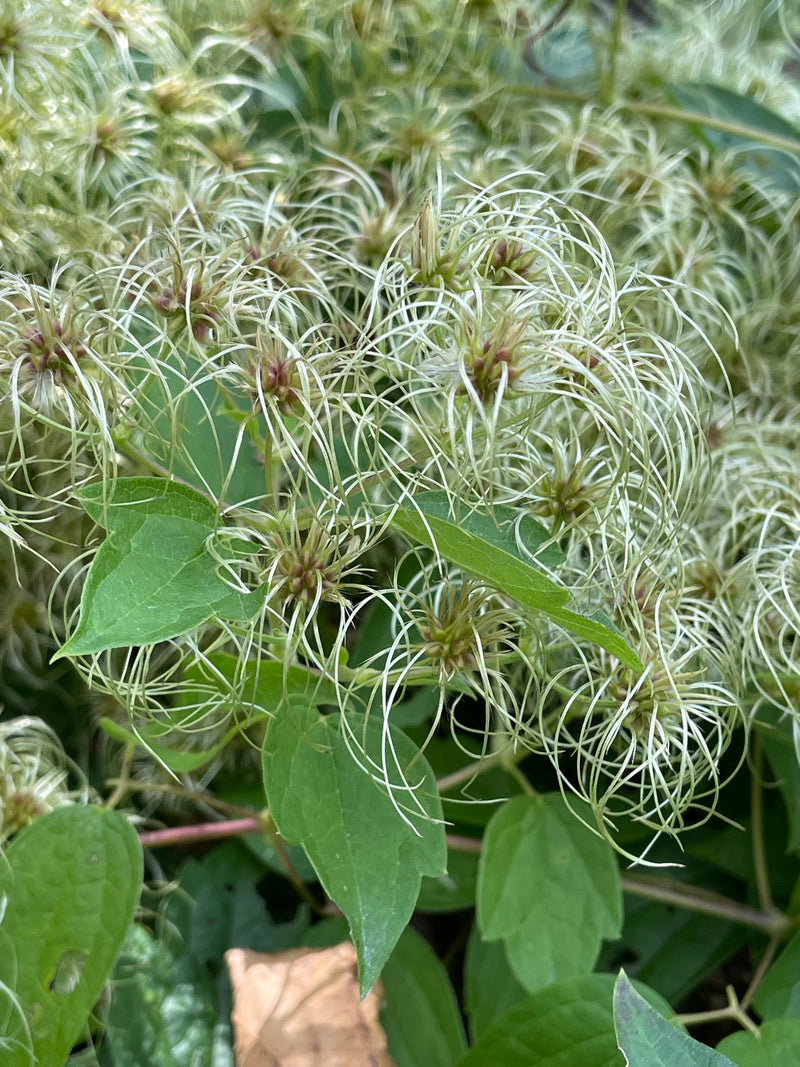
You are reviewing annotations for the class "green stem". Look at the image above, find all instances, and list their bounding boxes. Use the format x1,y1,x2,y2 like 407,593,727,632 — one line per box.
506,761,537,796
105,777,255,819
103,741,136,810
600,0,628,105
620,873,791,937
676,985,760,1036
261,811,328,916
751,737,774,916
741,932,781,1012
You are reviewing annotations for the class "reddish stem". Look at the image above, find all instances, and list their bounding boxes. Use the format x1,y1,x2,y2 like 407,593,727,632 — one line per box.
139,816,262,848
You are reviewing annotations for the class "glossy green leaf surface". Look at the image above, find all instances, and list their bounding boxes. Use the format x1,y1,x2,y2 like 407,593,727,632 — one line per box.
391,493,641,670
463,925,527,1040
381,927,467,1067
0,806,142,1067
454,973,671,1067
477,793,622,991
262,698,447,994
56,479,264,658
614,971,736,1066
717,1019,800,1066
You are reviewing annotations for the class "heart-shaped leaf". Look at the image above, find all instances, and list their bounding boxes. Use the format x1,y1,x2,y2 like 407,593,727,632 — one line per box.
55,479,264,658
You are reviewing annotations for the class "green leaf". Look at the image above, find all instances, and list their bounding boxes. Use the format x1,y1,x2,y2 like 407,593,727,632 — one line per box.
717,1019,800,1066
598,887,742,1006
182,651,339,718
668,83,800,193
754,705,800,852
381,927,467,1067
391,493,642,671
55,479,264,658
262,698,447,995
0,806,142,1067
99,652,340,774
454,973,671,1067
98,715,243,774
477,793,622,991
131,351,268,506
391,493,567,609
163,841,310,966
753,928,800,1020
463,924,528,1041
614,971,736,1066
105,843,309,1067
544,604,643,672
103,924,221,1067
417,846,480,913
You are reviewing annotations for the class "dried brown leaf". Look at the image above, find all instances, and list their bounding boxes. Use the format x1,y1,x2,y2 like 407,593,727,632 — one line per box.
226,942,396,1067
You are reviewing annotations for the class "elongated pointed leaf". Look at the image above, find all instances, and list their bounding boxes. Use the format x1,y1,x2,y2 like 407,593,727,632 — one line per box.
97,652,340,774
391,492,567,610
545,604,643,672
262,698,446,995
181,651,340,718
391,493,642,671
0,806,142,1067
55,478,264,658
614,971,736,1066
98,716,244,774
477,793,622,992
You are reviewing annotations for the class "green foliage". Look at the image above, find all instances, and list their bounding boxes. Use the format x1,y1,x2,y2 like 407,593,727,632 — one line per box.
55,479,265,658
391,492,643,670
104,842,308,1066
613,972,737,1066
753,930,800,1020
717,1020,800,1066
0,807,141,1066
454,973,672,1067
262,698,446,994
3,0,800,1061
380,928,468,1067
463,926,528,1040
477,793,622,991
